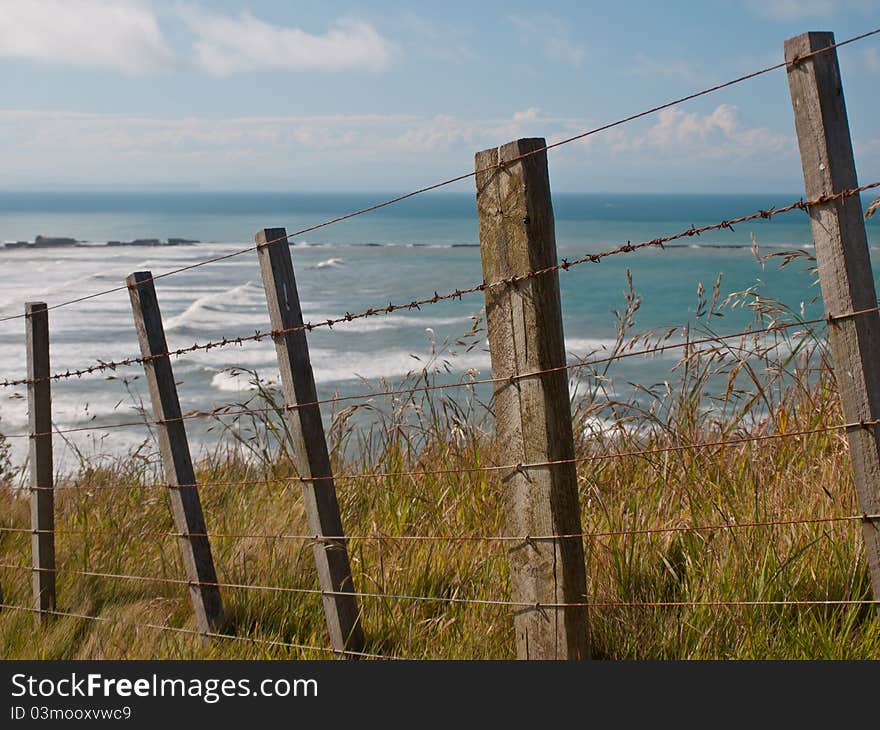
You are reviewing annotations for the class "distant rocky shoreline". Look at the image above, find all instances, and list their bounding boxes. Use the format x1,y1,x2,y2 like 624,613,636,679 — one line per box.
2,235,200,250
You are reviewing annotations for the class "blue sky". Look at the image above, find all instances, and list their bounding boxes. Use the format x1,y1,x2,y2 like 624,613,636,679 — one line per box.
1,0,879,192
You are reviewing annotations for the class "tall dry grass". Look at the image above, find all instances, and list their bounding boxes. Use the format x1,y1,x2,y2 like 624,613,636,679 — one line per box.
0,268,877,659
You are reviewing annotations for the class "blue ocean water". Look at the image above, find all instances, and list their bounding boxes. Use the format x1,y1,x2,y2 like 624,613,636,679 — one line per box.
1,190,878,467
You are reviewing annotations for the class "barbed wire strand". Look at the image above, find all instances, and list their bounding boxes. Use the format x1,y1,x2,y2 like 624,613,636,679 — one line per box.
46,473,299,492
0,27,876,329
304,417,880,482
0,308,831,439
0,567,875,612
15,413,873,495
2,181,876,390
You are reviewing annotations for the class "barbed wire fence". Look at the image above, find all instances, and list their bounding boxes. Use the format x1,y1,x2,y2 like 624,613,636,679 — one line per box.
0,29,879,658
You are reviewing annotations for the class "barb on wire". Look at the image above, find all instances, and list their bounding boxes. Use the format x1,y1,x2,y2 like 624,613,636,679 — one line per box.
0,27,876,330
0,307,832,439
3,181,877,390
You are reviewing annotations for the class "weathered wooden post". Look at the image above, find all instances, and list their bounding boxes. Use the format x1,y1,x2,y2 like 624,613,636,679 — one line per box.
255,229,365,657
127,272,225,634
785,31,880,612
26,302,55,622
475,138,590,659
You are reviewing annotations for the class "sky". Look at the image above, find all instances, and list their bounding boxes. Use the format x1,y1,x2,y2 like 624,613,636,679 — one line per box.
0,0,879,193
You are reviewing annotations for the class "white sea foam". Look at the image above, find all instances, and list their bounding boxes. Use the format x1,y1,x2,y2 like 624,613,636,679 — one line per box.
564,337,620,355
299,313,477,334
181,344,277,371
311,258,345,269
165,281,266,332
203,347,493,393
315,348,490,385
210,369,278,393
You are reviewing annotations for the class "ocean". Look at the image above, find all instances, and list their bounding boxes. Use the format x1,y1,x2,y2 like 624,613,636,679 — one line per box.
1,190,879,470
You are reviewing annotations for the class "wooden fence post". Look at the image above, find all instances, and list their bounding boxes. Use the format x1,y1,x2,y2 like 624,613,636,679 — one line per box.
785,31,880,612
475,138,590,659
255,228,364,657
26,302,55,622
127,272,226,634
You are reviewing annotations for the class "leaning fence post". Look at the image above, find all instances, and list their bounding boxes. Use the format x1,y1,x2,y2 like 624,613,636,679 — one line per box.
127,272,225,634
475,138,590,659
254,228,364,657
785,31,880,612
26,302,55,622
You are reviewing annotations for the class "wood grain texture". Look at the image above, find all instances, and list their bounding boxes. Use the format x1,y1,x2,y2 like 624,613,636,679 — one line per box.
786,32,880,611
127,272,225,634
26,301,55,621
475,138,589,659
255,229,364,657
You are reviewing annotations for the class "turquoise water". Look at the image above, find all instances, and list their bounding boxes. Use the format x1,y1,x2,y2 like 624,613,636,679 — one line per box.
1,191,878,467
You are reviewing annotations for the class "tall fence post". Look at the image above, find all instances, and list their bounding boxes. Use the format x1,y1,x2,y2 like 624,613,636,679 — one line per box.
127,271,226,634
26,302,55,622
785,31,880,612
475,138,590,659
255,228,364,658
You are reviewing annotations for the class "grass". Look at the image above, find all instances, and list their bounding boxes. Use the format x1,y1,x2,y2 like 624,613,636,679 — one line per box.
0,271,878,659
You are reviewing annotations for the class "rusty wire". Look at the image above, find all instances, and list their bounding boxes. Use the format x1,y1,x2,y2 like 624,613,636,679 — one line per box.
13,409,876,494
305,417,880,483
0,510,874,545
2,181,877,390
0,307,832,439
0,564,875,612
40,473,294,493
14,413,876,494
0,601,395,659
0,27,876,331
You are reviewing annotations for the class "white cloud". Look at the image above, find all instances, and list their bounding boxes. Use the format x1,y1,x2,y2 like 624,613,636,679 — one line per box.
611,104,791,160
0,105,800,191
0,0,173,74
0,110,417,188
512,107,541,122
0,104,781,163
0,107,575,188
392,108,572,152
180,9,392,75
508,15,585,68
0,110,413,155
